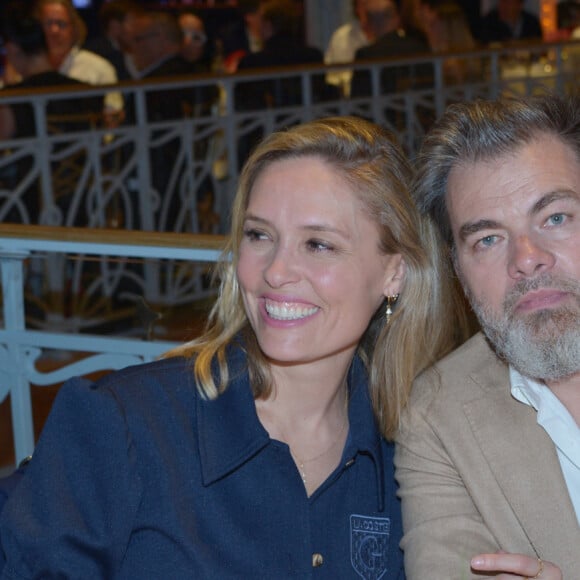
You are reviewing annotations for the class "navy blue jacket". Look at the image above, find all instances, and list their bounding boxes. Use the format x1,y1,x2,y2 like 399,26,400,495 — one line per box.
0,345,404,578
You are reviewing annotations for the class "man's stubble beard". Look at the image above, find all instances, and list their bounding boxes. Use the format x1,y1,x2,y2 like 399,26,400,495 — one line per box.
458,270,580,381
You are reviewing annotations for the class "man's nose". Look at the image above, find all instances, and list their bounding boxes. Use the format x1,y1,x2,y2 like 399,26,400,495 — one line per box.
507,234,555,280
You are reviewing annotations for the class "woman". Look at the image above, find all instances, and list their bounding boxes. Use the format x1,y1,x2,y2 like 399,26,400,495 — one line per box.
0,117,464,578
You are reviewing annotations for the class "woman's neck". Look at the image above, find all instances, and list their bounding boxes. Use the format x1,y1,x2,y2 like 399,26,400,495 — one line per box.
255,359,351,496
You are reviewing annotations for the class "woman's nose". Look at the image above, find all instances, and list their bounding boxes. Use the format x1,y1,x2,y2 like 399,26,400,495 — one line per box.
263,245,299,287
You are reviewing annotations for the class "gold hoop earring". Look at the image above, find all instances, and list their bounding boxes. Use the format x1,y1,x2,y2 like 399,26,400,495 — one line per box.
386,294,399,325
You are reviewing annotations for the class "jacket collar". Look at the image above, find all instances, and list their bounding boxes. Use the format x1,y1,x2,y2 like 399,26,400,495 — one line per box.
197,345,384,499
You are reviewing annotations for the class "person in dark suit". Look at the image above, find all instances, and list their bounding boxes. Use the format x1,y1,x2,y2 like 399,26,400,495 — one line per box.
129,10,215,122
479,0,543,44
84,0,143,81
351,0,430,97
125,11,218,232
217,0,264,73
234,0,336,167
235,0,326,111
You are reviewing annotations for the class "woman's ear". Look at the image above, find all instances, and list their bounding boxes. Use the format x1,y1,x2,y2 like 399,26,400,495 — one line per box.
383,255,406,298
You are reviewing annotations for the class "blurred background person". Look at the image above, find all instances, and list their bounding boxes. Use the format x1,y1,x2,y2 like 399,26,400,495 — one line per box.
416,0,479,83
0,15,102,225
218,0,264,73
34,0,123,117
130,11,192,81
237,0,323,72
0,15,100,140
178,9,212,71
351,0,430,97
324,0,373,96
84,0,143,81
479,0,543,43
234,0,333,166
236,0,326,110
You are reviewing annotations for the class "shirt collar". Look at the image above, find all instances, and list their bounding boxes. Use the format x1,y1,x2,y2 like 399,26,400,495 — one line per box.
509,365,546,411
196,343,270,486
58,46,78,75
197,345,384,503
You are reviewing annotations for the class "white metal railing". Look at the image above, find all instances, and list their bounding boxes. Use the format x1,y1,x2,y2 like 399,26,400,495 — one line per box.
0,42,577,333
0,225,224,465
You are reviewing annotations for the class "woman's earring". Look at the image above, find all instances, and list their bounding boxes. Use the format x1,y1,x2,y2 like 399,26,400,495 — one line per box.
386,294,399,325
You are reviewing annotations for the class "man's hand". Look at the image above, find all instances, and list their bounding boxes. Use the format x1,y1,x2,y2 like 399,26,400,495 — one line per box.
471,552,562,579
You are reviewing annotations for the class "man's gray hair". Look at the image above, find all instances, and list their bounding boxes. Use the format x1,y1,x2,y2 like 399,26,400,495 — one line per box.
413,92,580,245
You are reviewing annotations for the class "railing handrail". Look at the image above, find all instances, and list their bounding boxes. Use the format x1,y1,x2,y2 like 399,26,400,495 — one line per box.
1,38,577,106
0,224,226,259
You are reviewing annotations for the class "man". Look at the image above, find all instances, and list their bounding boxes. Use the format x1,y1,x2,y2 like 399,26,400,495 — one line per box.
350,0,430,97
125,11,217,232
234,0,333,163
84,0,143,81
395,93,580,579
479,0,543,43
130,11,191,80
128,10,216,121
236,0,325,85
216,0,264,73
324,0,373,96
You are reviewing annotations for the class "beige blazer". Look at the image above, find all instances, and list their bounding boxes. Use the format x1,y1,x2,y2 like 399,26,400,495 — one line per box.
395,332,580,579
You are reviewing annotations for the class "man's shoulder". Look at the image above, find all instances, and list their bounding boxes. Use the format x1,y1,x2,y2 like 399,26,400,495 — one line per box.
412,332,507,404
148,55,195,78
356,31,427,59
436,331,496,373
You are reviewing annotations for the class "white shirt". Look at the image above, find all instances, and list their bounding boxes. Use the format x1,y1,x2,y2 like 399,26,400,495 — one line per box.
510,366,580,524
324,20,368,96
60,47,123,112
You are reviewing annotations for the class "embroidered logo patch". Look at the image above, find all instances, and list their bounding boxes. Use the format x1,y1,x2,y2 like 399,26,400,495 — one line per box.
350,514,391,580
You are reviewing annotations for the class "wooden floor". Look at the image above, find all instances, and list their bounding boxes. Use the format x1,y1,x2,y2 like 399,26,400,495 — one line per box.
1,302,210,471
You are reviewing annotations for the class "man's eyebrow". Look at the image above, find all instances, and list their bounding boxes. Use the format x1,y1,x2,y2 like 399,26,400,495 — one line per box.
457,189,580,242
530,189,579,215
458,219,500,242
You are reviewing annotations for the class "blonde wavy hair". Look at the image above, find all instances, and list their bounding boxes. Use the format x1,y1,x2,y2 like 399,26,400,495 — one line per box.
168,116,467,439
35,0,88,47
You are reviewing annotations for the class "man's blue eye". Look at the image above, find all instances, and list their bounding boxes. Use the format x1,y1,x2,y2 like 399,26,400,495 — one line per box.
548,213,566,226
480,235,496,247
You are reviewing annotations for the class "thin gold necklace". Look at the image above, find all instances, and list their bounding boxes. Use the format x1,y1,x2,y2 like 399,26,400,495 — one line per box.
290,416,348,487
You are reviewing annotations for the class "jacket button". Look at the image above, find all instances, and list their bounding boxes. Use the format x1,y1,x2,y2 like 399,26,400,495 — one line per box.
312,553,324,567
